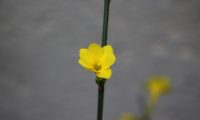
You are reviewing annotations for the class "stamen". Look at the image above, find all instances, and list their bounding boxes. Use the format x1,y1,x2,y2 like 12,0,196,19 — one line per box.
93,64,102,71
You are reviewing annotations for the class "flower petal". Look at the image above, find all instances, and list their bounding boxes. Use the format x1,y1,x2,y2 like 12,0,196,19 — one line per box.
79,48,93,64
78,59,93,70
103,45,113,53
88,43,103,62
96,68,112,79
100,45,116,69
120,113,136,120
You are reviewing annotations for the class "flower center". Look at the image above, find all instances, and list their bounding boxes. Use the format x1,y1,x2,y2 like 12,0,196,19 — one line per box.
93,64,102,71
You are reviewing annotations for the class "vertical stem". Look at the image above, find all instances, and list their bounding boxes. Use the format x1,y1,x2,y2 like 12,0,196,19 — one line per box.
101,0,111,47
96,0,111,120
142,107,150,120
96,77,106,120
97,84,105,120
142,103,154,120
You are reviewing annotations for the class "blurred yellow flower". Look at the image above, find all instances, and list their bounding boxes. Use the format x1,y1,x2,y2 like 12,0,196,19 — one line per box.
78,43,116,79
119,113,136,120
145,76,171,105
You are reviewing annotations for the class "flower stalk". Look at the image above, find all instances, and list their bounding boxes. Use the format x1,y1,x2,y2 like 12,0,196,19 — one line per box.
97,0,111,120
101,0,111,47
96,77,106,120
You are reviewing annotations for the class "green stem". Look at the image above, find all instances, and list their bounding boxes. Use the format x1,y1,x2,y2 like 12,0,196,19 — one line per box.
141,104,154,120
101,0,111,47
97,84,105,120
96,77,106,120
96,0,111,120
142,107,150,120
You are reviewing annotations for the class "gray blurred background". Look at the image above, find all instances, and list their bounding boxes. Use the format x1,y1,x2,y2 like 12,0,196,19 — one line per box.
0,0,200,120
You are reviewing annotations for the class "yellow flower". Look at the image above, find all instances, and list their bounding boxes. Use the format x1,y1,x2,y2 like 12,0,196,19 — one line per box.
78,43,116,79
119,113,136,120
145,76,171,105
